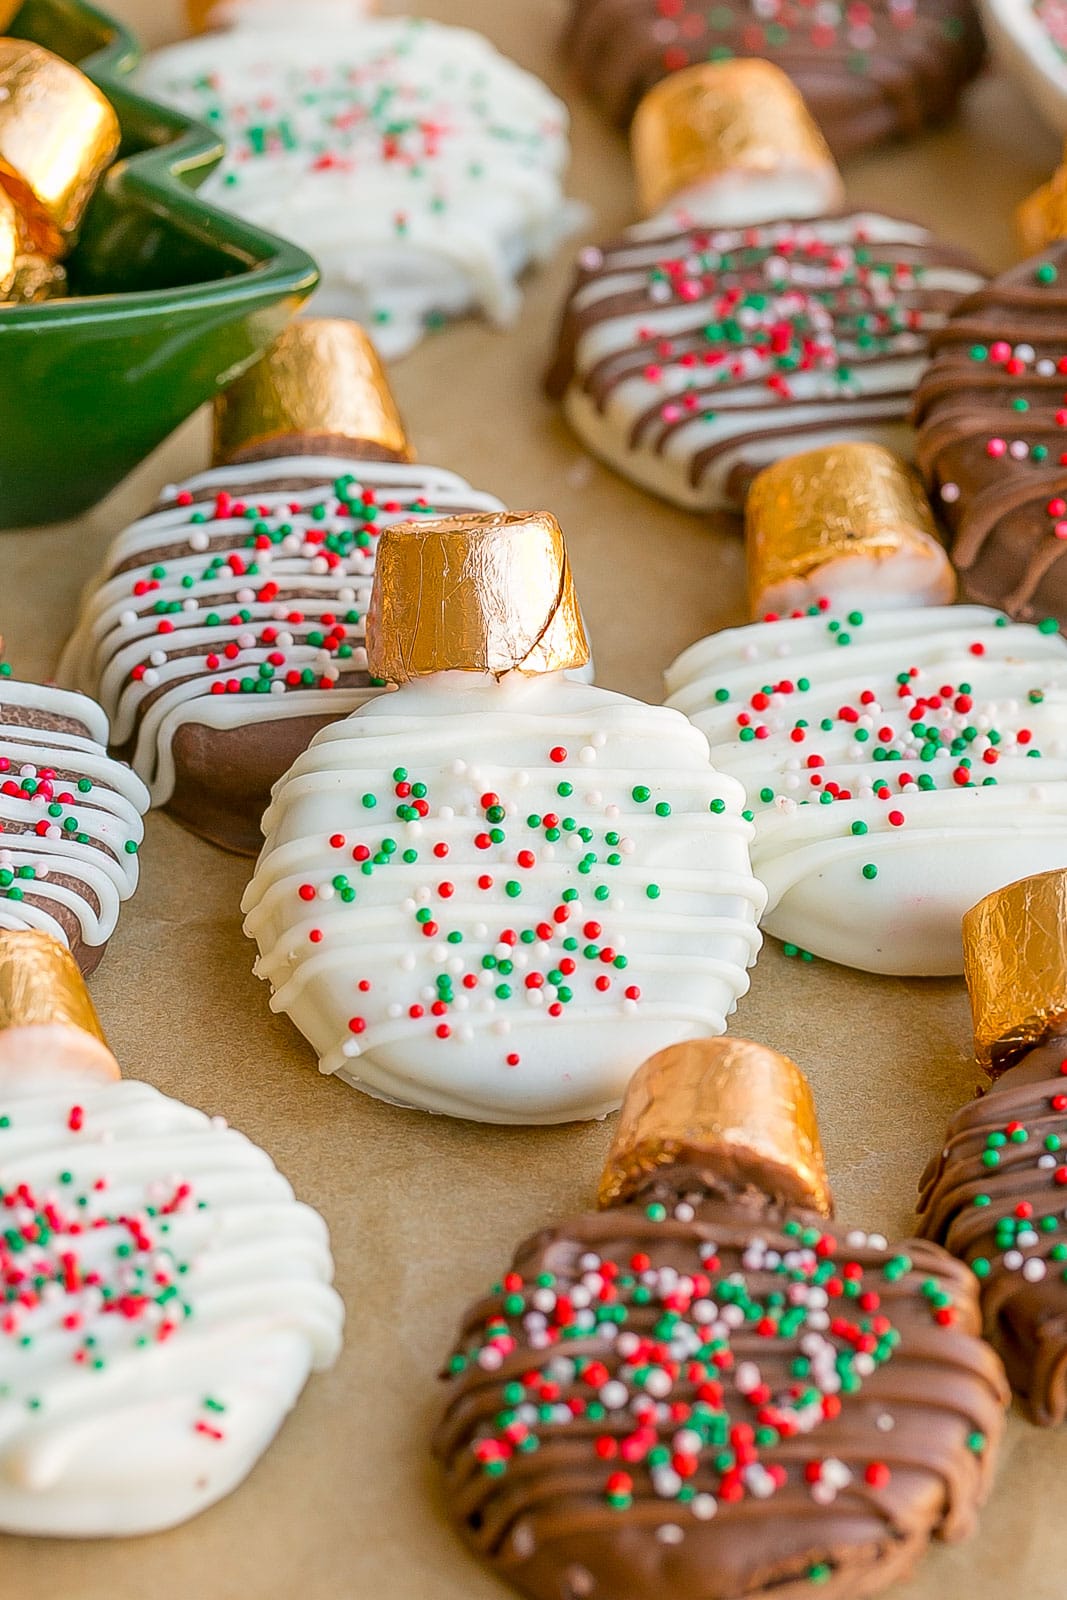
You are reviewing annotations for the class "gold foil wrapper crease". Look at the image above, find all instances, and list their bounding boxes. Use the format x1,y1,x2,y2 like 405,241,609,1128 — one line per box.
367,512,591,682
214,318,413,465
746,443,952,617
0,40,120,255
0,930,109,1044
0,2,22,26
631,59,840,217
964,869,1067,1074
597,1037,833,1216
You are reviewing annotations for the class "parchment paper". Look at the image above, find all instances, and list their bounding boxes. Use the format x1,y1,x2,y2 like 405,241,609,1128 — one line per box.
1,3,1062,1595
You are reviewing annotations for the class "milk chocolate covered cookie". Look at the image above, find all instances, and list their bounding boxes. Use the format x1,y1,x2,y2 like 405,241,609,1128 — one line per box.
437,1038,1007,1600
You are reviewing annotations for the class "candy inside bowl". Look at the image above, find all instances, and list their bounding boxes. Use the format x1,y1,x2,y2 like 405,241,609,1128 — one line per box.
0,0,318,529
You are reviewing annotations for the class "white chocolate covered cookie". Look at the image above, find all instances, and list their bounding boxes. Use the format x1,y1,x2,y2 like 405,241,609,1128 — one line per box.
140,18,579,357
666,606,1067,974
547,212,986,513
242,671,766,1124
0,1061,343,1536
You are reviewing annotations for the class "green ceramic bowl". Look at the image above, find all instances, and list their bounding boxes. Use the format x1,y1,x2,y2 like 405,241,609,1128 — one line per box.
0,0,319,528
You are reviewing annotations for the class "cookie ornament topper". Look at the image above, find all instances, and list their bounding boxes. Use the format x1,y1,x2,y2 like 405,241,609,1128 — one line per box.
60,319,507,855
0,929,343,1537
243,510,765,1124
436,1036,1008,1600
547,58,986,514
918,867,1067,1425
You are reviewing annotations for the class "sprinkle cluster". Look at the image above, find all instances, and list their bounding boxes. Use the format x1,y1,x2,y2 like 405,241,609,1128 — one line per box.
304,744,723,1071
651,0,937,75
578,218,930,432
447,1202,971,1517
707,606,1056,879
122,475,444,702
0,1099,217,1439
965,1059,1067,1291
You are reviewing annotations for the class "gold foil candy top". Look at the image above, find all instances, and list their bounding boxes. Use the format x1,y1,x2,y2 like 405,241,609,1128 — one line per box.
214,318,413,466
1018,161,1067,256
964,869,1067,1074
0,929,120,1083
597,1037,833,1217
367,511,591,683
631,59,840,218
746,443,953,618
0,40,120,256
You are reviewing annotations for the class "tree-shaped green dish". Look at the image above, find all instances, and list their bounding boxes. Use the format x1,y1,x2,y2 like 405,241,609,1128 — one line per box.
0,0,319,527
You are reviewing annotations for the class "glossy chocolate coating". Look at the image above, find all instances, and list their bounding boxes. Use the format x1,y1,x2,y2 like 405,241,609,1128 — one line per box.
437,1169,1007,1600
914,242,1067,635
918,1035,1067,1425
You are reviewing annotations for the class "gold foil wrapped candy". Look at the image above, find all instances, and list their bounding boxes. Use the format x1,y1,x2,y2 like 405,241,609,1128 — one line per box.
0,929,120,1081
964,869,1067,1075
367,511,591,683
597,1037,833,1217
746,443,956,618
630,59,843,219
214,318,413,466
1018,155,1067,255
0,39,120,258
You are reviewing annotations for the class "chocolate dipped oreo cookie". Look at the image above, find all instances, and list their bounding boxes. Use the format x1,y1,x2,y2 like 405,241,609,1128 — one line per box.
915,242,1067,635
562,0,985,157
547,63,986,513
919,867,1067,1425
59,321,505,855
436,1037,1008,1600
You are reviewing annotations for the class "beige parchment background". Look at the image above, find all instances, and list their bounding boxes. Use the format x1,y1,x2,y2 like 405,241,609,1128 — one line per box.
0,1,1063,1595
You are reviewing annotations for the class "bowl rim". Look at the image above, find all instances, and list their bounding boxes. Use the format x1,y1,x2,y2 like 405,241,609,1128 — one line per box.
0,0,320,325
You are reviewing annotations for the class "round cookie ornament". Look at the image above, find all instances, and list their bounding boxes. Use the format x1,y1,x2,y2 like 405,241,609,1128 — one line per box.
918,867,1067,1425
59,320,507,855
547,62,986,514
138,14,580,357
242,511,765,1124
0,665,148,975
562,0,986,157
0,929,344,1537
915,241,1067,636
666,604,1067,975
436,1036,1009,1600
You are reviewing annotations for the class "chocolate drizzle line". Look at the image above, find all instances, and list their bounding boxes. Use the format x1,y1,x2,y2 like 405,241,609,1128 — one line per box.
548,211,984,508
